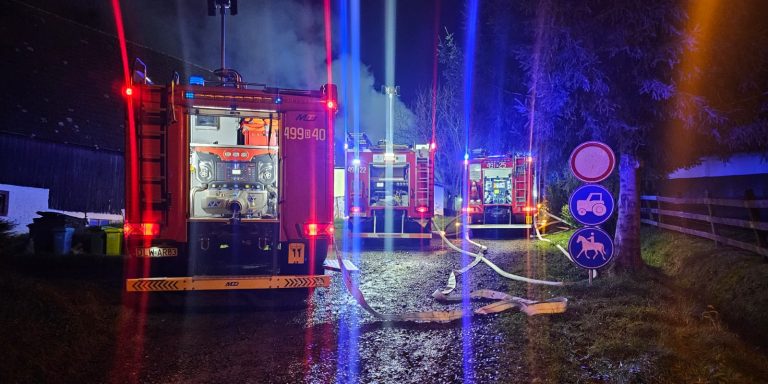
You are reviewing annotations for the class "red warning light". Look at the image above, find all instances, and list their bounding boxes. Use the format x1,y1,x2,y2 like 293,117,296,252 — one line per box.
124,222,159,237
326,100,336,109
416,206,428,213
303,222,334,237
123,86,133,97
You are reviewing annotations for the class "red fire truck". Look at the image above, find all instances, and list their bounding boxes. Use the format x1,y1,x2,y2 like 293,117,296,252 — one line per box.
345,134,435,239
464,150,536,229
122,62,337,292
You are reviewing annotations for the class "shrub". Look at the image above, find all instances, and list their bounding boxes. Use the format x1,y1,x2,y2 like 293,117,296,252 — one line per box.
560,204,576,226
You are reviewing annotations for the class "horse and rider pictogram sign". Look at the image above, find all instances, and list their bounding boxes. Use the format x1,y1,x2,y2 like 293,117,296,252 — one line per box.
567,227,614,269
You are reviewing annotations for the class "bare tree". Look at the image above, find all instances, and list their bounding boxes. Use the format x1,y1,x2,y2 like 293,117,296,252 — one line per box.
405,31,467,199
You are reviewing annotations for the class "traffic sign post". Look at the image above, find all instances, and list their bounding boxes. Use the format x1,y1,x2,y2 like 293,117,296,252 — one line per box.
569,141,616,183
567,227,614,270
567,141,617,280
569,184,615,226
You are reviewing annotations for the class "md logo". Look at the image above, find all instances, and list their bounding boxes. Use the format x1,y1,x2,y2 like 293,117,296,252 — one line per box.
296,113,317,121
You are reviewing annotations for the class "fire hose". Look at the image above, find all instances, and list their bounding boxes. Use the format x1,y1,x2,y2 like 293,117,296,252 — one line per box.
330,222,569,323
532,215,598,280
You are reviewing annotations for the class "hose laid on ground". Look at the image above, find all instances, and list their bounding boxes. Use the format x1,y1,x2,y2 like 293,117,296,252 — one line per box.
330,239,567,323
533,215,597,279
432,230,565,287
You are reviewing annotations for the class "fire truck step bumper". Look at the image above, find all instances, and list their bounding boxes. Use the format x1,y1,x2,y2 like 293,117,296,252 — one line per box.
126,275,330,292
467,224,532,229
354,232,432,239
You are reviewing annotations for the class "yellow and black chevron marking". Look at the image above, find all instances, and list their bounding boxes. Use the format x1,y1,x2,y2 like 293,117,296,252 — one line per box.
126,275,330,292
282,276,327,288
129,278,184,292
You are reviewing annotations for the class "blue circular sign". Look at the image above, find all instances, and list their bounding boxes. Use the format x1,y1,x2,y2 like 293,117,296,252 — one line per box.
569,184,614,226
568,227,614,269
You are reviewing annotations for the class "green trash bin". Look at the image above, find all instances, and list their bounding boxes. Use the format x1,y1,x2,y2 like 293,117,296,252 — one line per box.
103,227,123,256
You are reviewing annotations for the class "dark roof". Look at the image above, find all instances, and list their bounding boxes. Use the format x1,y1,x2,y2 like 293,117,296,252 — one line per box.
0,0,212,152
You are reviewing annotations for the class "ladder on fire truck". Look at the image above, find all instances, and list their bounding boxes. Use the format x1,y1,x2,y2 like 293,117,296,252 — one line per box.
132,61,172,218
513,156,528,207
415,152,431,210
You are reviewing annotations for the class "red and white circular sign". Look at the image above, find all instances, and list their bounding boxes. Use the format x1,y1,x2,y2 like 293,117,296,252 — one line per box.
569,141,615,182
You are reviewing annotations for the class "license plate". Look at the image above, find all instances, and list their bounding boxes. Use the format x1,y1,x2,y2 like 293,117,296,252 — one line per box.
287,243,305,264
136,247,178,257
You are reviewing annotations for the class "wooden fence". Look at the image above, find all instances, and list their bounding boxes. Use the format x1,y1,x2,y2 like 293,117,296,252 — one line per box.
640,195,768,258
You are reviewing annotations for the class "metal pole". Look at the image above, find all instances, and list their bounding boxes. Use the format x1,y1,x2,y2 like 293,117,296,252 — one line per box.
220,6,226,70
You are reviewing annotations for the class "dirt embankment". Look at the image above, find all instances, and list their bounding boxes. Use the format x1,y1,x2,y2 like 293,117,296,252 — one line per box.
641,228,768,349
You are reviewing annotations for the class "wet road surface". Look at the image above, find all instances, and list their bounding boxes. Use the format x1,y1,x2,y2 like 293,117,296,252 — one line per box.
116,235,574,383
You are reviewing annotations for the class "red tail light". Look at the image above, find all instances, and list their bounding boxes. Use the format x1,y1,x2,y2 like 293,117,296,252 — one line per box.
523,206,537,213
326,100,336,109
416,206,428,213
350,206,361,213
303,223,335,237
123,86,133,97
124,222,159,237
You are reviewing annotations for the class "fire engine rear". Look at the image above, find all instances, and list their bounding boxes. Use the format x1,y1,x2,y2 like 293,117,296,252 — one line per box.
122,63,337,292
465,150,536,229
345,134,435,239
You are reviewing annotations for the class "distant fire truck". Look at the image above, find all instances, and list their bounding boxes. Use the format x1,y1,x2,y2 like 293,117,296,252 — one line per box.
122,62,337,292
465,150,536,229
345,133,435,239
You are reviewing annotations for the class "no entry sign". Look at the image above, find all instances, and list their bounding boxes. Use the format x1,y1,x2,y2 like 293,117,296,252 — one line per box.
569,141,615,183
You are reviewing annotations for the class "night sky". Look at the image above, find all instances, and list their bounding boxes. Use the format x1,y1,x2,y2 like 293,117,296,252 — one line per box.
23,0,463,106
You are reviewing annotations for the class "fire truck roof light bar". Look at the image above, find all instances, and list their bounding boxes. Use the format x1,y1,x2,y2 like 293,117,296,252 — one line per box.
189,76,205,85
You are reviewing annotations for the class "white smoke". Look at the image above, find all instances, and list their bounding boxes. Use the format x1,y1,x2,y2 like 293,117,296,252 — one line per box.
121,0,414,141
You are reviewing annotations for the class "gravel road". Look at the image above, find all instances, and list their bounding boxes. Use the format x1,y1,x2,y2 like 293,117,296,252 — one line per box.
114,235,575,383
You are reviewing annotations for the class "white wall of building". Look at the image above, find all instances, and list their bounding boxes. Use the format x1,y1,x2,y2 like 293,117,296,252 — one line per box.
669,153,768,179
0,183,49,234
334,168,346,218
0,183,125,233
434,184,445,216
47,210,124,226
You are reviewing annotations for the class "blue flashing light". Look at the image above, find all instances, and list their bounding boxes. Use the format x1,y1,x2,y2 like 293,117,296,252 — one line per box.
184,91,195,99
352,158,360,166
189,76,205,86
275,96,282,104
464,153,469,161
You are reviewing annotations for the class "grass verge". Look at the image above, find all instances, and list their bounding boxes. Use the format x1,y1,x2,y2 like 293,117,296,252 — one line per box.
525,226,768,383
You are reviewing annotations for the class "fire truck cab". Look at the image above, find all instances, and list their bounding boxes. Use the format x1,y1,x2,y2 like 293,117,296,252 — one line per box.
123,63,337,292
345,133,435,239
465,149,536,229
